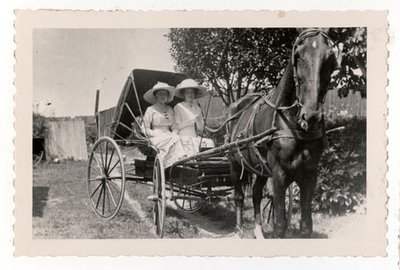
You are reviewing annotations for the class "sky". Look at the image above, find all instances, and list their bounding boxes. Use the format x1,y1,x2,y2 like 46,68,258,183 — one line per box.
33,29,176,117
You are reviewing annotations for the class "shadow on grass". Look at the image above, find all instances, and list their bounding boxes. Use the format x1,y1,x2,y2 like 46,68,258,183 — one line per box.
261,227,328,239
164,203,244,237
261,215,329,239
33,186,49,217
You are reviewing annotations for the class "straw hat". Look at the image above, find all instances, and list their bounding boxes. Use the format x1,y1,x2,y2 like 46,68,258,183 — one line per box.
143,82,175,104
175,79,208,99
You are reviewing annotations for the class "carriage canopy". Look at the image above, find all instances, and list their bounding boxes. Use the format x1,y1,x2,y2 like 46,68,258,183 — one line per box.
111,69,187,139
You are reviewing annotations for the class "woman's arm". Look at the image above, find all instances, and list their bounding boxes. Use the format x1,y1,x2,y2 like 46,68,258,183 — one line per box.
143,107,161,137
195,104,205,134
170,107,178,134
174,104,195,130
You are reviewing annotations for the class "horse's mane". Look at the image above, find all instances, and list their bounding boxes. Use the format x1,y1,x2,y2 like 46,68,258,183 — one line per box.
265,87,280,103
265,62,295,106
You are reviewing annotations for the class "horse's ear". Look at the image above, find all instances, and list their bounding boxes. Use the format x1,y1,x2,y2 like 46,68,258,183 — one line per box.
297,28,307,34
319,27,330,34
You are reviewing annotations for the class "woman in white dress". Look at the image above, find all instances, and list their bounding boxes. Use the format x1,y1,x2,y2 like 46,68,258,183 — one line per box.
174,79,213,156
142,82,186,168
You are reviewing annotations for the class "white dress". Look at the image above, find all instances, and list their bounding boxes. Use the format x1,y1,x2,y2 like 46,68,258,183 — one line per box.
174,102,214,156
143,105,186,168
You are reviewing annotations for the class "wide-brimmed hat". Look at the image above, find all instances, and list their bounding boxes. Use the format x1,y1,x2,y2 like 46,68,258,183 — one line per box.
143,82,175,104
175,79,209,99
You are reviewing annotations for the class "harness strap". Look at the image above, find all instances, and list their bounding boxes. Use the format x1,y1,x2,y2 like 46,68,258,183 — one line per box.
234,143,265,177
234,102,273,177
205,95,262,133
236,103,259,139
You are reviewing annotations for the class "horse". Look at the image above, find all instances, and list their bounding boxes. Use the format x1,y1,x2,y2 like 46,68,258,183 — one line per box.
227,28,338,238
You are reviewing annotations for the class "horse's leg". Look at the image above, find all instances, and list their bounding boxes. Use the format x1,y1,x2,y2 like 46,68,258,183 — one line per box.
233,181,245,236
252,175,267,239
231,162,245,237
298,169,318,238
272,169,288,238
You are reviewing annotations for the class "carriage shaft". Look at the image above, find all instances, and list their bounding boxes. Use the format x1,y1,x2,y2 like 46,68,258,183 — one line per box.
171,127,277,166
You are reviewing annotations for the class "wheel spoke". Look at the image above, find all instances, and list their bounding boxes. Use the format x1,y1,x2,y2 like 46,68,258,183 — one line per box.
267,200,274,223
95,183,105,209
106,147,116,172
108,179,121,192
105,181,117,207
107,176,123,180
89,163,103,176
89,177,103,182
102,181,106,215
93,153,104,174
104,141,109,171
108,159,121,175
99,143,105,171
90,182,103,198
106,183,111,213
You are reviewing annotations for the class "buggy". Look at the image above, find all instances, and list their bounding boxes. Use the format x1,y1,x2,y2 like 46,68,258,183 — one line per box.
87,69,293,237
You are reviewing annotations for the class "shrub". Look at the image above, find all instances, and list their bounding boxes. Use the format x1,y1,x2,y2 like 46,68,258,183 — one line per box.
33,113,49,138
292,117,366,215
319,117,366,214
85,121,98,145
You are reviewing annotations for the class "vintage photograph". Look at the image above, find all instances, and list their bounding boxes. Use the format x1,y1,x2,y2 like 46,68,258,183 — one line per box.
15,10,387,256
32,27,367,239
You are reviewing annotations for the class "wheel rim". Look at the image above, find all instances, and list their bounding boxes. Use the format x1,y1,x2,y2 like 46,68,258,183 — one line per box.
173,185,205,213
87,137,125,219
152,155,165,237
33,151,44,166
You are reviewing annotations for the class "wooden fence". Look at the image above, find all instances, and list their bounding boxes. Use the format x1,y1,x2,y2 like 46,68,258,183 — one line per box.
202,90,366,128
324,90,366,118
98,107,116,137
92,90,365,139
46,118,88,160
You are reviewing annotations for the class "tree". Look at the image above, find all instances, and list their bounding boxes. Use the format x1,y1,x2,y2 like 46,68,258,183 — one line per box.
329,28,367,98
168,28,297,106
167,27,367,105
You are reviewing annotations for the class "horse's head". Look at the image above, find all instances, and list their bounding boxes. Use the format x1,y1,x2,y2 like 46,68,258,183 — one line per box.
292,28,338,131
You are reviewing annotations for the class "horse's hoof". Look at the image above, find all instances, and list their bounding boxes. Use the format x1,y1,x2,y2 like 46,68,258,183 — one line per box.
253,225,265,239
234,226,244,239
233,232,242,239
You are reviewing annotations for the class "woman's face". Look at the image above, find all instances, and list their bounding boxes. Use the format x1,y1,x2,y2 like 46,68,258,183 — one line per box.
184,88,196,101
154,90,169,104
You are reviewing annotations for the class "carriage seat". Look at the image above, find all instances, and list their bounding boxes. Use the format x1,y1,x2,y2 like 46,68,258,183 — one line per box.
199,137,215,152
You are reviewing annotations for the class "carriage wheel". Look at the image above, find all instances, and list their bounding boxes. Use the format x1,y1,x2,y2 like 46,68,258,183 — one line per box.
33,151,44,166
152,155,166,238
262,183,293,226
173,185,205,213
87,137,126,219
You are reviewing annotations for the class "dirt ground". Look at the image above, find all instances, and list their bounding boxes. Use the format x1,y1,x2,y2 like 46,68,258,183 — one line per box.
33,161,367,239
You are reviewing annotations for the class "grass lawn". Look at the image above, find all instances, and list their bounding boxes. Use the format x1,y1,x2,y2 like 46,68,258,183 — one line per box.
33,161,367,239
33,161,155,239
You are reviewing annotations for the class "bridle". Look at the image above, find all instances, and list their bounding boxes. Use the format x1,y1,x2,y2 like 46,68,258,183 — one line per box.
291,28,334,105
